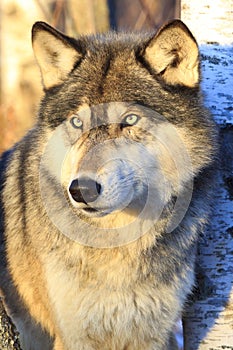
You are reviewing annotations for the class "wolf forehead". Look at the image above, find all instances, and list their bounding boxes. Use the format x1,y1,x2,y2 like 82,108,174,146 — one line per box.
33,29,155,103
32,20,200,113
68,32,151,101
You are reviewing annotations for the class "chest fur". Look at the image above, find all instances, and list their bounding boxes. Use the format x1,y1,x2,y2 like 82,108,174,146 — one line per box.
43,246,181,350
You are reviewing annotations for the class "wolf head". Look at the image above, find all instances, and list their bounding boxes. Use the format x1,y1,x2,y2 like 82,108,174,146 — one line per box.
34,21,216,246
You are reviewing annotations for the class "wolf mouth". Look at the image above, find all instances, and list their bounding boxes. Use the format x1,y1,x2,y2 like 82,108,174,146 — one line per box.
82,206,102,216
83,207,99,213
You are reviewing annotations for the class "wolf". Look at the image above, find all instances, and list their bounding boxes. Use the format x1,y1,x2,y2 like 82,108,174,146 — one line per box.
0,20,217,350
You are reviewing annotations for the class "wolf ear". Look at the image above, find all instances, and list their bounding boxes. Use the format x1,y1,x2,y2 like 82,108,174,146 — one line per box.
32,22,83,89
143,20,199,87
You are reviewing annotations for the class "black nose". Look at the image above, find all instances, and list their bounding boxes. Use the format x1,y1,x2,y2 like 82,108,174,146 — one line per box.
69,177,101,204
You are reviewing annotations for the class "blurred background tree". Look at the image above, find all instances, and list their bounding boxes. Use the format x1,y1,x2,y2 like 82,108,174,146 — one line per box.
0,0,179,152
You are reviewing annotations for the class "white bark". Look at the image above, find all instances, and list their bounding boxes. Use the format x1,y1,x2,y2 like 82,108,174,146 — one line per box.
181,1,233,349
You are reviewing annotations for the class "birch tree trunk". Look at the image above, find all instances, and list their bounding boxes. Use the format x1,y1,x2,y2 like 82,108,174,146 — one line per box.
181,1,233,349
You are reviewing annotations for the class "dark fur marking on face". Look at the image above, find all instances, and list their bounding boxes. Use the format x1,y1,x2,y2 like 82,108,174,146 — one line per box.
90,103,109,127
89,124,110,143
98,56,112,96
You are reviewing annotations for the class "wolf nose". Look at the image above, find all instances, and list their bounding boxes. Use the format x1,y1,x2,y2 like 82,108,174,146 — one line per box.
69,177,101,204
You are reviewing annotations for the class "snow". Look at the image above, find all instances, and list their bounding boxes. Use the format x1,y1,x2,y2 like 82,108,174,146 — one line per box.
200,44,233,125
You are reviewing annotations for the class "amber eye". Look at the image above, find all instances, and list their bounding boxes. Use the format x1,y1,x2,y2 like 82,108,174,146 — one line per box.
70,116,83,129
122,114,140,127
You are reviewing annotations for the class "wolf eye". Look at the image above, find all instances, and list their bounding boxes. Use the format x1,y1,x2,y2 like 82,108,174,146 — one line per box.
70,116,83,129
122,114,140,127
